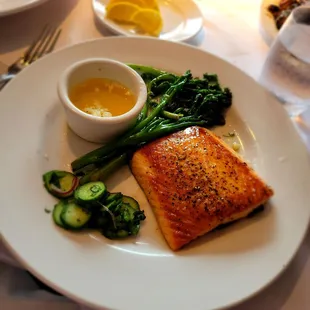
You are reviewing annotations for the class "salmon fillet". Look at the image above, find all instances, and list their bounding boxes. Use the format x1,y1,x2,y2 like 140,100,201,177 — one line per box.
130,126,274,251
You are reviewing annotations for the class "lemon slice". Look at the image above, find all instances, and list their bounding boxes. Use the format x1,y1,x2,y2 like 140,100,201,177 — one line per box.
109,0,146,8
132,8,163,36
142,0,159,10
106,2,140,23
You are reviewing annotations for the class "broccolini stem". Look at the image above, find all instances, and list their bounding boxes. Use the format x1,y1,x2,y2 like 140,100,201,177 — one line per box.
161,110,183,120
136,98,149,123
122,120,209,146
128,73,190,135
127,64,167,78
148,73,176,95
79,153,127,184
71,143,123,172
142,118,164,133
149,100,182,120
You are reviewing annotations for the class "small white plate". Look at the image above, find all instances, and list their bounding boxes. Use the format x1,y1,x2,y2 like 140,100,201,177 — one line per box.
1,37,310,310
0,0,48,17
92,0,203,41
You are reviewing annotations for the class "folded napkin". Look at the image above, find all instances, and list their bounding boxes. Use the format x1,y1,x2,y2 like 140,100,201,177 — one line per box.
0,238,22,269
0,238,92,310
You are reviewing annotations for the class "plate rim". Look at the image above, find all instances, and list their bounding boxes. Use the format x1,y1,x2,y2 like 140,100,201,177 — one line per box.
1,36,310,310
92,0,204,42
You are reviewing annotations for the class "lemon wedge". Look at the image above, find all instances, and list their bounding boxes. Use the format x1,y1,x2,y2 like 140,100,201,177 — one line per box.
105,0,163,36
131,8,163,36
109,0,146,8
142,0,159,10
106,2,140,23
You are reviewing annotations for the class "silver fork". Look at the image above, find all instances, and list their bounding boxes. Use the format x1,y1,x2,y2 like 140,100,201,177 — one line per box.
0,25,62,89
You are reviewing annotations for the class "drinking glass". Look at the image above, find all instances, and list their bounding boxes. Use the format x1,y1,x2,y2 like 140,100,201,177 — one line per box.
260,4,310,117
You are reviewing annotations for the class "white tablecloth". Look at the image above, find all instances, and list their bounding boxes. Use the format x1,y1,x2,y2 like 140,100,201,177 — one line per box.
0,0,309,309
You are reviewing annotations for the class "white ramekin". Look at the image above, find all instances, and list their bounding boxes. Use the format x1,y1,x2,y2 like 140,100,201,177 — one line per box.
57,58,147,143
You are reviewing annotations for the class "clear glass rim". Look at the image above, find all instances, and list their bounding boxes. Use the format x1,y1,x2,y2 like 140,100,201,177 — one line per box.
292,3,310,24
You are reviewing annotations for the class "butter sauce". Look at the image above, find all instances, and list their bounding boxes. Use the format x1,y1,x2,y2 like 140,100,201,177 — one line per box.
69,78,136,117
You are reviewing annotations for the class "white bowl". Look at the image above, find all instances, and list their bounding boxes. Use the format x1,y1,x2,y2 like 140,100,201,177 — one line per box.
57,58,147,143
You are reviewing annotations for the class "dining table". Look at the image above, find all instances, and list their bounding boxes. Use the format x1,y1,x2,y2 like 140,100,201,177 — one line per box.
0,0,309,309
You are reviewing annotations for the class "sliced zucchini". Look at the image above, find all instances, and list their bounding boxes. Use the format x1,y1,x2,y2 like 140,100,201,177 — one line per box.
122,196,140,211
125,204,146,236
105,192,123,204
52,200,66,228
60,201,91,229
43,170,79,199
74,181,106,203
105,199,123,213
120,203,137,222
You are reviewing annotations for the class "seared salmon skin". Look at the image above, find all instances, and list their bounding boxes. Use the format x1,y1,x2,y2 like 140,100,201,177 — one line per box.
130,126,274,251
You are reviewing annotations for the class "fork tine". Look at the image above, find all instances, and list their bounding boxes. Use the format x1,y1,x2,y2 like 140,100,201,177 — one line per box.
27,26,55,64
45,29,62,55
36,28,62,59
34,27,57,59
22,25,49,64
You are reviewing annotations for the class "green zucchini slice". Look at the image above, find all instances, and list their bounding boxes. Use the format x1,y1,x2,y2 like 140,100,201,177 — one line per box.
122,196,140,211
74,181,106,203
43,170,79,198
52,200,66,227
105,192,123,204
60,201,91,229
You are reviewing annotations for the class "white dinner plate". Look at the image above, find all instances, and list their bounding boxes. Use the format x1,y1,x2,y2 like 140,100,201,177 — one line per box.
92,0,203,41
1,37,310,310
0,0,48,17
